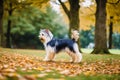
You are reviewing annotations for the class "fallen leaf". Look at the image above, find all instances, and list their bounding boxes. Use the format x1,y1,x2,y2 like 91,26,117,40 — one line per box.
0,74,6,80
60,69,70,75
46,78,65,80
24,75,36,80
2,68,15,73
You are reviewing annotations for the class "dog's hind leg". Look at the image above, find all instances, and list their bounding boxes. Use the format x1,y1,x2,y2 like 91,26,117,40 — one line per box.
67,52,75,63
73,43,82,63
65,48,76,62
70,53,76,63
74,53,82,63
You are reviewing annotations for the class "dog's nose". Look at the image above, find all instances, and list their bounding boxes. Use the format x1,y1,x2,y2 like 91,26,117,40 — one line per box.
40,37,43,40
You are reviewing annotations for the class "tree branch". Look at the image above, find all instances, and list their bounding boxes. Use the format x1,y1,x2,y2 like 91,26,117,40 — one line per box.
107,0,120,4
58,0,70,19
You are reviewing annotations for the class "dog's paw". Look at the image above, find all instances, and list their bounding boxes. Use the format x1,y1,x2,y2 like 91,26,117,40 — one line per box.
73,60,81,63
70,59,74,63
43,59,50,62
43,58,54,62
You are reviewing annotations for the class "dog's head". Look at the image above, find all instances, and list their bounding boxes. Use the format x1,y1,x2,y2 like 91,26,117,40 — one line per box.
39,29,53,43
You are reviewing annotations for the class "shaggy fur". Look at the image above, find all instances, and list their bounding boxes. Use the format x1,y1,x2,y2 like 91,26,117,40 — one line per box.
39,29,82,63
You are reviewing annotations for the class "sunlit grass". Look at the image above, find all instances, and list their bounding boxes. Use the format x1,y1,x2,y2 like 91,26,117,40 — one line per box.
81,48,120,54
1,48,120,62
109,49,120,54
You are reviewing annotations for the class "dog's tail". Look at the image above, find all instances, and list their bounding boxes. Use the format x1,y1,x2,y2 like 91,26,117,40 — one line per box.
71,30,79,41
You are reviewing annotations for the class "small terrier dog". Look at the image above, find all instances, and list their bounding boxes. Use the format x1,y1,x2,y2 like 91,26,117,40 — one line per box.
39,29,82,63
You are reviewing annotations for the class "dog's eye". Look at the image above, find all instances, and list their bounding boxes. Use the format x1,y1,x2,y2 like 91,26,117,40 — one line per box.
42,34,44,36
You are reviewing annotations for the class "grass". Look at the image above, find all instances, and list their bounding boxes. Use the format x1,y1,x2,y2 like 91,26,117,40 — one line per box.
1,48,120,62
82,48,120,54
0,48,120,80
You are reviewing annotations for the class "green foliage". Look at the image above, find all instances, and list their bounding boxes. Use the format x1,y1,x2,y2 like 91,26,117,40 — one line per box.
5,6,68,49
112,33,120,49
80,26,120,49
80,26,94,48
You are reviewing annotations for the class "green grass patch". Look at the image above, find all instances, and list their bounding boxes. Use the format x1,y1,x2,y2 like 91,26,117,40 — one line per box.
2,48,120,62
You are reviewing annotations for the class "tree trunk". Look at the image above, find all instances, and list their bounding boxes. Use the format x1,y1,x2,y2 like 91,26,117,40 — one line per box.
0,0,5,47
6,3,12,48
69,0,80,31
69,0,81,52
58,0,81,52
109,16,113,49
91,0,110,54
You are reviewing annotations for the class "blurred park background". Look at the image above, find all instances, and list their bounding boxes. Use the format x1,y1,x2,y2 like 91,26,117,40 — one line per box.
0,0,120,53
0,1,120,79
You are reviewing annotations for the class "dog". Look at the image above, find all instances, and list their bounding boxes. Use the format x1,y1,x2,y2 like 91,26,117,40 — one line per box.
39,29,82,63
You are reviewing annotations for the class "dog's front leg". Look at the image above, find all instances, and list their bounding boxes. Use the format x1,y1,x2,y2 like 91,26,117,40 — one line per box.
43,49,51,61
43,53,55,61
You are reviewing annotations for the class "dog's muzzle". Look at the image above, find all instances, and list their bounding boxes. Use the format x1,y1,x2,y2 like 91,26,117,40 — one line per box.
40,37,45,43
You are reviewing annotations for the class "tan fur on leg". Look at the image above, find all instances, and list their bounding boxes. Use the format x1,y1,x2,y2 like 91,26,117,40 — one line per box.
49,53,55,61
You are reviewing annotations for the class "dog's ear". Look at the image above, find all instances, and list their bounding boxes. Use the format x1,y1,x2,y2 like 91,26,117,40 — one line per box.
45,29,49,34
45,29,53,39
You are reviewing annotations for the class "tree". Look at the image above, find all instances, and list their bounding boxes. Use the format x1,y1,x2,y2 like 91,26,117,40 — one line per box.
4,0,22,48
108,16,113,49
58,0,81,52
107,0,120,49
10,6,67,49
0,0,4,47
4,0,49,48
91,0,110,54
